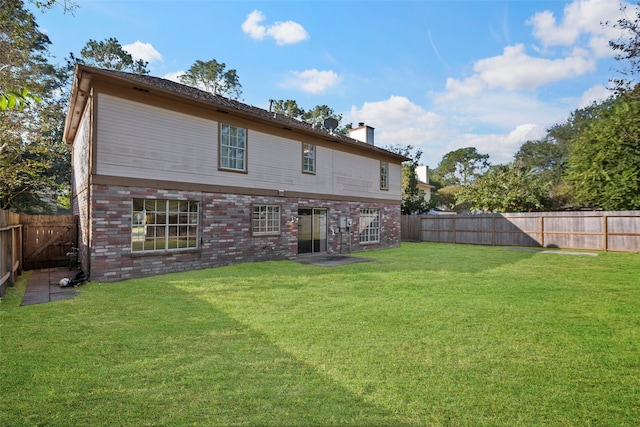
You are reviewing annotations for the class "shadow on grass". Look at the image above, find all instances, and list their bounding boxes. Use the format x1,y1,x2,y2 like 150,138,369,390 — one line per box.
0,275,409,427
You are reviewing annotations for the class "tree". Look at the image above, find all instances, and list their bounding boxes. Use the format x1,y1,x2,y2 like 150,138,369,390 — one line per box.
179,59,242,99
302,104,342,129
0,85,41,111
29,0,77,13
1,0,71,212
77,37,149,74
608,2,640,94
456,161,550,212
385,144,428,215
564,90,640,210
271,99,304,119
432,147,490,186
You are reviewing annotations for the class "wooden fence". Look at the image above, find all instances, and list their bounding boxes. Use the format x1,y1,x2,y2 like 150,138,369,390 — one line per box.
0,210,23,297
402,211,640,252
21,214,78,270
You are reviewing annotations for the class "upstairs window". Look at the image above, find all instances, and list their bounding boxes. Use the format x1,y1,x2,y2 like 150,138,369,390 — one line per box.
303,143,316,174
220,123,247,172
132,199,199,252
380,161,389,190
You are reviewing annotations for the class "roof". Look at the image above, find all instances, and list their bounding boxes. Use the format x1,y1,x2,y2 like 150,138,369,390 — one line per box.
64,64,410,163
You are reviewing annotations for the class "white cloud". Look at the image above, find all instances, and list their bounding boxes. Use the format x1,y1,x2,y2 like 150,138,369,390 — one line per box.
163,71,184,83
242,10,309,45
451,124,545,166
443,44,596,100
578,84,612,107
281,69,340,94
527,0,630,57
347,95,557,168
123,41,163,63
241,10,267,40
348,96,448,157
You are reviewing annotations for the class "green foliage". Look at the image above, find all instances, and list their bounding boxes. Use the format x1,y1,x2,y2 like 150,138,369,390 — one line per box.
607,2,640,94
30,0,77,13
456,161,551,212
1,0,71,212
270,99,349,133
2,244,639,426
271,99,304,119
565,92,640,210
432,184,461,211
179,59,242,99
77,37,149,74
302,104,342,129
385,144,428,214
432,147,490,186
0,86,41,111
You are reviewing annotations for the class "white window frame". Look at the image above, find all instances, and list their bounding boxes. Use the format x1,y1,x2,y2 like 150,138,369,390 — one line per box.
220,123,247,172
302,143,316,174
252,204,281,236
132,199,199,252
380,161,389,190
359,208,380,244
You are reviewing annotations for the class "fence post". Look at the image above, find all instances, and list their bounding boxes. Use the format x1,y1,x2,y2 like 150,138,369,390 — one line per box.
453,216,457,244
602,215,608,252
540,216,544,248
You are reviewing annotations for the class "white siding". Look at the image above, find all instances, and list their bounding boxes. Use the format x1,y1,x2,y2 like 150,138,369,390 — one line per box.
96,94,401,200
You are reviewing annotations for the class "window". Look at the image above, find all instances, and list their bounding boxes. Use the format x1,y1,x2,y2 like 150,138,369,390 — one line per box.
380,161,389,190
252,205,280,235
359,208,380,243
132,199,199,252
220,123,247,171
302,143,315,174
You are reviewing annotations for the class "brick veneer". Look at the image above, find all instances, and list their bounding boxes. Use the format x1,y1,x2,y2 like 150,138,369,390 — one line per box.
87,184,401,282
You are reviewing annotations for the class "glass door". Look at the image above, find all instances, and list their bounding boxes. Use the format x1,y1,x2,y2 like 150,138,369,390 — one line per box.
297,208,327,254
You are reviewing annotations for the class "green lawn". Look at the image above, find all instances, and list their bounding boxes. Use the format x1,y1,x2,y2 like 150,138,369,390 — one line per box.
1,242,639,426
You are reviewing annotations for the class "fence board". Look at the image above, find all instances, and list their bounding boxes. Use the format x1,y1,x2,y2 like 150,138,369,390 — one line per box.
20,214,77,270
0,210,22,297
402,211,640,252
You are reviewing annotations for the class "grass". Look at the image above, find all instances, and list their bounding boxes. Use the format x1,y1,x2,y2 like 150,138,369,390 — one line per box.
1,242,639,426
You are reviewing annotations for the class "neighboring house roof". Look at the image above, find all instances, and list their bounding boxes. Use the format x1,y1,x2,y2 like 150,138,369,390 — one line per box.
64,64,409,163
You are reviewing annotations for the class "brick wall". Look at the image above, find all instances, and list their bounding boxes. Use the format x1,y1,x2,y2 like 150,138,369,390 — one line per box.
88,184,401,282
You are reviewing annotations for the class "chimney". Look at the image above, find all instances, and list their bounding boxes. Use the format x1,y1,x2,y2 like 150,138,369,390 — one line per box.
347,122,375,145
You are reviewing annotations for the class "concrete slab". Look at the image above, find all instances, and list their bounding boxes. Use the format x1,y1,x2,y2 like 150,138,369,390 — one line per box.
21,268,80,306
292,254,374,267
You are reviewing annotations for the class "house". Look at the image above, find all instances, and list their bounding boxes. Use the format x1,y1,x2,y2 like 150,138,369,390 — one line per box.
416,165,435,203
63,65,409,282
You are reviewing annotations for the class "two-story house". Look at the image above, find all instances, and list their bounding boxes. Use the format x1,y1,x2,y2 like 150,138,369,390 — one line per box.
64,65,408,282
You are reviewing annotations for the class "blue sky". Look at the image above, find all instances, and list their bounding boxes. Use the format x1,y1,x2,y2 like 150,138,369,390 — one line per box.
31,0,631,168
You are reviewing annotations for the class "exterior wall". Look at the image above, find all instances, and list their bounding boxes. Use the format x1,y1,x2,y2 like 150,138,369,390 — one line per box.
89,184,401,282
94,93,401,200
71,104,91,270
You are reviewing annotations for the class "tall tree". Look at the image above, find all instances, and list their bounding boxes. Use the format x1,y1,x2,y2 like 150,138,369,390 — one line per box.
179,59,242,99
608,2,640,94
29,0,77,13
385,144,428,215
271,99,304,119
0,0,71,212
302,104,342,129
456,161,550,212
77,37,149,74
564,91,640,210
432,147,490,186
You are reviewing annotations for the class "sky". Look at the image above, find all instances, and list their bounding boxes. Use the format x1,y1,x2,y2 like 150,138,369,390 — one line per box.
30,0,633,168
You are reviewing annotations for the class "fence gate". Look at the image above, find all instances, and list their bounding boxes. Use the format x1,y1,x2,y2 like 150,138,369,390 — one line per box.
21,214,78,270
